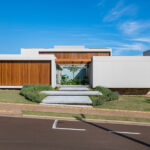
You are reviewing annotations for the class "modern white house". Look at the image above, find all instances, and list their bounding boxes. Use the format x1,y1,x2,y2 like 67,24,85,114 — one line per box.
0,46,150,94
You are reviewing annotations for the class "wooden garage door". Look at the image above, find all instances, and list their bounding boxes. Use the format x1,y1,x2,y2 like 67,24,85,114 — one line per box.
0,61,51,85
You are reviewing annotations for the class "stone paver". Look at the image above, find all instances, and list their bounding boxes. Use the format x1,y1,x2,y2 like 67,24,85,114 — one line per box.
42,96,92,104
59,87,89,91
41,91,101,96
40,103,93,108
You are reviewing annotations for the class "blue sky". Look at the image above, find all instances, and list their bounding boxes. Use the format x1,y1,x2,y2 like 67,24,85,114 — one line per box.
0,0,150,55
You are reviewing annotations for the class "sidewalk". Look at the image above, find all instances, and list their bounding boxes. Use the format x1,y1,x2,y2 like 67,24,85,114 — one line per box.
0,102,150,119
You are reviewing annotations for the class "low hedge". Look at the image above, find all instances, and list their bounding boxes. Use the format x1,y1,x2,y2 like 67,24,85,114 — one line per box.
90,86,119,106
20,84,53,103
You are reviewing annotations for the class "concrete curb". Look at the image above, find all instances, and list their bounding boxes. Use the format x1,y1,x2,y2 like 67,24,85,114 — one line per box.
1,113,150,126
21,115,150,126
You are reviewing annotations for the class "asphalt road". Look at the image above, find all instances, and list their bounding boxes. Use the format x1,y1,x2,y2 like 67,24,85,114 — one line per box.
0,116,150,150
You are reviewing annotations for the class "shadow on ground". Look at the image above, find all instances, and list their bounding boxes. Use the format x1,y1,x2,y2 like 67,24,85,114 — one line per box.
74,114,150,149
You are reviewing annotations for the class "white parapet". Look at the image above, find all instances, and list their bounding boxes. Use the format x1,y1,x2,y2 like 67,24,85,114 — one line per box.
0,54,55,60
21,46,112,54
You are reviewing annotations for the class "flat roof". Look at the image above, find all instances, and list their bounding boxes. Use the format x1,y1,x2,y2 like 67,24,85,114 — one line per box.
0,55,56,60
93,56,150,62
21,45,112,53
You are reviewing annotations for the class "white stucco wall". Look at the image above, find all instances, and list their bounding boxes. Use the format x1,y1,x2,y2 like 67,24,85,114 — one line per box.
91,56,150,88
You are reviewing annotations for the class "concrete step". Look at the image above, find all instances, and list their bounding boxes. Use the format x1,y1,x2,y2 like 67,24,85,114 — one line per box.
58,85,90,91
59,87,89,91
40,103,93,108
60,85,89,87
41,91,101,96
42,96,92,104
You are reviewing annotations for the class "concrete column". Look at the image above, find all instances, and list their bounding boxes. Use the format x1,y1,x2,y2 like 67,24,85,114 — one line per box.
51,59,56,88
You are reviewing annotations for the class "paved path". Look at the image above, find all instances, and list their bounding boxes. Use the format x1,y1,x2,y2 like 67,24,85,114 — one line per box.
0,116,150,150
0,102,150,119
42,96,92,104
41,91,101,96
41,85,101,106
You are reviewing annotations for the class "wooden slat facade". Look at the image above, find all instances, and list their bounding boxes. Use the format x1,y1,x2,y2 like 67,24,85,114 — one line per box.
56,59,91,64
0,61,51,85
39,52,110,64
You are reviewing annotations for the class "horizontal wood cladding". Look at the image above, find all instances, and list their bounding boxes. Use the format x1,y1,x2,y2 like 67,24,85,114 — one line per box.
0,61,51,86
39,52,110,64
56,59,91,64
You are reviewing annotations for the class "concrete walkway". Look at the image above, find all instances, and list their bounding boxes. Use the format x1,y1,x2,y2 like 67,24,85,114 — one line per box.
59,85,89,91
41,85,101,107
41,91,101,96
42,96,92,104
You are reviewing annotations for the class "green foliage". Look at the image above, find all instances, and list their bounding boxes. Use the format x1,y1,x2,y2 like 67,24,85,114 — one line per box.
61,75,88,85
20,84,53,103
91,86,119,106
81,76,88,85
61,75,68,85
68,65,79,79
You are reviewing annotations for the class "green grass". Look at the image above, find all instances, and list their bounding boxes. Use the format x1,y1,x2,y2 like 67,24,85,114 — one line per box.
0,89,150,113
0,90,35,104
22,110,150,123
94,95,150,111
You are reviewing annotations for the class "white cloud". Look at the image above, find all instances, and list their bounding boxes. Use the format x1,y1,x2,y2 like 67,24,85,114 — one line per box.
120,21,150,35
132,38,150,43
120,21,141,35
112,43,146,55
120,43,145,51
103,1,136,22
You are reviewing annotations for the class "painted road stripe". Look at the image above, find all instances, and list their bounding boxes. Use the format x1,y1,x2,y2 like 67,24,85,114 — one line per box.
109,131,141,135
52,120,86,131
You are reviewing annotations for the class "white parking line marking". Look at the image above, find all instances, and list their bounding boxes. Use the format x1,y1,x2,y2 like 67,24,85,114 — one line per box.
52,120,58,129
109,131,141,135
52,120,86,131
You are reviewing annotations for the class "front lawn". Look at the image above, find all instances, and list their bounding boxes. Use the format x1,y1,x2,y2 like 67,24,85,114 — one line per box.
95,95,150,111
0,90,35,104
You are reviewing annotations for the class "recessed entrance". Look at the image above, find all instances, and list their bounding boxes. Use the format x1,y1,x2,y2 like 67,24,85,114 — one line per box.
56,64,89,85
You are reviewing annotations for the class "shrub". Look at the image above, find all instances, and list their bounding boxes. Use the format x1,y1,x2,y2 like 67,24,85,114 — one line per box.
91,86,119,106
61,75,68,85
20,84,53,103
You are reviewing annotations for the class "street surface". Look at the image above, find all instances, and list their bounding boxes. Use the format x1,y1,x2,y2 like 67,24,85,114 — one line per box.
0,116,150,150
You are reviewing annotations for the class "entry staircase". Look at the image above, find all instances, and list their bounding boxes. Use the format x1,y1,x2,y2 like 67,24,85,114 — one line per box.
40,85,102,108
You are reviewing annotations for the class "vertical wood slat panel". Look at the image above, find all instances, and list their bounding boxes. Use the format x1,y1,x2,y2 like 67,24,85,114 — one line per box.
6,61,12,85
0,62,1,85
29,61,39,84
1,62,7,85
0,61,51,86
11,62,21,85
21,62,28,85
39,62,51,85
